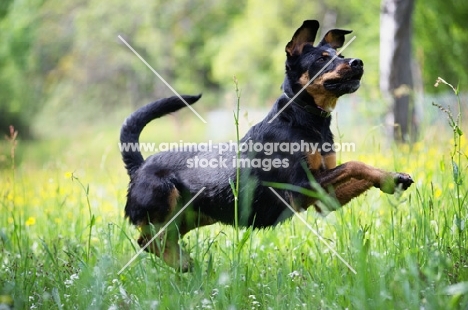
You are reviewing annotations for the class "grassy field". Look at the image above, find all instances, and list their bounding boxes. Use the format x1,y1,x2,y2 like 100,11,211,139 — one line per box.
2,91,468,309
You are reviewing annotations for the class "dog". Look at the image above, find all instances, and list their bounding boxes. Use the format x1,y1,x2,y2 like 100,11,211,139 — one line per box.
120,20,414,271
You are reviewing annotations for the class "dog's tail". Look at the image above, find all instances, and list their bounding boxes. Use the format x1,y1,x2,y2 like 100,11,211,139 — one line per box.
120,94,202,176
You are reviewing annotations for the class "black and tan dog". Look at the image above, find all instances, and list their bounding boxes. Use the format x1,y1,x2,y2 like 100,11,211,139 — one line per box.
120,20,413,271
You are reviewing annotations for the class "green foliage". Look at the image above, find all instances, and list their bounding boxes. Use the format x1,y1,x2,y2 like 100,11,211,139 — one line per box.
0,0,467,136
0,0,44,137
414,1,468,92
0,0,13,20
432,78,466,264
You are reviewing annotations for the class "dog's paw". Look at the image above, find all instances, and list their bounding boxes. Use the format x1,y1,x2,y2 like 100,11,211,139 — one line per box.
137,236,151,252
178,256,193,273
379,172,414,194
395,173,414,191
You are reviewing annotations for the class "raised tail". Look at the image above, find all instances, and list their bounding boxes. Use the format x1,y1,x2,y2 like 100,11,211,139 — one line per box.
120,94,202,176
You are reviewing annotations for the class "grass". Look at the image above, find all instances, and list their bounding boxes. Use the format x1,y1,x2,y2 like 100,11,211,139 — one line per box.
1,85,468,309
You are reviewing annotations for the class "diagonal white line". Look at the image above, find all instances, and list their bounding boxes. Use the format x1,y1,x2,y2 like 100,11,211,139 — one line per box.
268,36,357,123
118,35,207,124
268,187,357,274
118,187,206,275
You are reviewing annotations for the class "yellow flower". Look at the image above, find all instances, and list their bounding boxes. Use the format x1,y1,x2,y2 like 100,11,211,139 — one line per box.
14,196,24,205
25,216,36,226
64,171,74,179
434,188,442,198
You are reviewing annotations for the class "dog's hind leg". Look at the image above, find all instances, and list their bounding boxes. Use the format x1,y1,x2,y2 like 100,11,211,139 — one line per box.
136,200,218,272
126,178,193,272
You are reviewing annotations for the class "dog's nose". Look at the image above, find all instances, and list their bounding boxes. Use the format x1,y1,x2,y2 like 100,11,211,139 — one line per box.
349,58,363,68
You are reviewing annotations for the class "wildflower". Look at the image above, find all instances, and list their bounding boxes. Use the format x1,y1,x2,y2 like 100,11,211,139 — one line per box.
434,77,458,94
201,298,212,309
149,301,159,310
288,270,301,278
64,273,79,288
218,272,230,285
25,217,36,226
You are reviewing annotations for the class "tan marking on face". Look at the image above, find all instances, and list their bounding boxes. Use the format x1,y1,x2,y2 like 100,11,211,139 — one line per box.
322,153,336,169
299,71,310,86
299,63,355,112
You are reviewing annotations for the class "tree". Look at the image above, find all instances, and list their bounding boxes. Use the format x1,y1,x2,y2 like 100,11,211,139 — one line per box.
380,0,416,142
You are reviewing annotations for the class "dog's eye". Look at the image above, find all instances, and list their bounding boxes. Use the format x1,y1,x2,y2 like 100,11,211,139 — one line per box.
317,56,328,63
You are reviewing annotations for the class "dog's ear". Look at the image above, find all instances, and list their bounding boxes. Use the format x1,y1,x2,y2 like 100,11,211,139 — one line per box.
285,20,320,56
318,29,352,49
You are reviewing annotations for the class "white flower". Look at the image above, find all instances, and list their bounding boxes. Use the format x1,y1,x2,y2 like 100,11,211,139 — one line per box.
218,272,230,285
288,270,301,278
64,273,79,288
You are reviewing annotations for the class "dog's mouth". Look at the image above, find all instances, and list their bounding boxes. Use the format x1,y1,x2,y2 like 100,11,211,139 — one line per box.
323,70,363,95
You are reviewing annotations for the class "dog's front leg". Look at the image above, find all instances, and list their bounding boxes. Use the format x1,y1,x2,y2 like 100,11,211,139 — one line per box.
331,178,373,205
138,225,193,272
316,161,413,199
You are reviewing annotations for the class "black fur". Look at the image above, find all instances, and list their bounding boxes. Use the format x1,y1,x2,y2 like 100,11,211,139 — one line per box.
120,20,413,250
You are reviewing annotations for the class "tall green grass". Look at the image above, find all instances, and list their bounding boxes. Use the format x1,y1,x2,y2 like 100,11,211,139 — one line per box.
1,80,468,309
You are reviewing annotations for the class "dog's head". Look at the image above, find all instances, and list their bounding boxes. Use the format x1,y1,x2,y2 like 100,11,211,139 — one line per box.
283,20,364,112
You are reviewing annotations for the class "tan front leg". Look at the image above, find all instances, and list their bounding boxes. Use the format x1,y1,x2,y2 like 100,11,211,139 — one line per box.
138,227,193,272
317,161,413,194
306,151,322,170
332,179,373,205
322,153,336,169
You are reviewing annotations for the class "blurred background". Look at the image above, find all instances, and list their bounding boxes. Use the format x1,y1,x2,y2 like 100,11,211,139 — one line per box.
0,0,467,167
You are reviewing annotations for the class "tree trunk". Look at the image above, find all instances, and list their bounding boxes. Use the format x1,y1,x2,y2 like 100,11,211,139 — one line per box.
380,0,416,142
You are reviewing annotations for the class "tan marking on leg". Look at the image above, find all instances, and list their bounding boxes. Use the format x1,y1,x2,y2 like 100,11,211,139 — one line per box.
179,211,218,235
317,161,389,189
137,229,192,272
322,153,336,169
167,188,180,216
306,151,323,170
333,179,373,205
136,188,193,271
